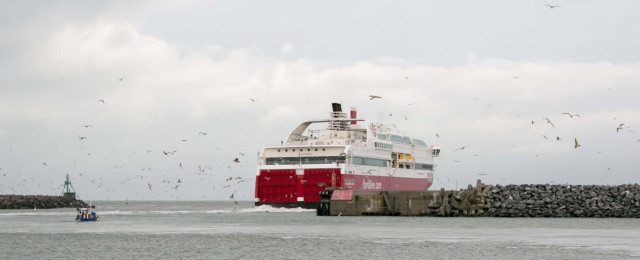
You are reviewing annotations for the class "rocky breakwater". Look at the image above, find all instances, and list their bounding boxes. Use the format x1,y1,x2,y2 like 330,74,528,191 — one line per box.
487,184,640,218
0,195,89,209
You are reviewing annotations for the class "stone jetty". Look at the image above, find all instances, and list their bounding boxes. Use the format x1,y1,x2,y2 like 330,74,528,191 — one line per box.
0,195,89,209
486,183,640,218
318,181,640,217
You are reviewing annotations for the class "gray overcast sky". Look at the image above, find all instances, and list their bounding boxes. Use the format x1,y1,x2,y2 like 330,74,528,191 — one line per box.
1,1,639,201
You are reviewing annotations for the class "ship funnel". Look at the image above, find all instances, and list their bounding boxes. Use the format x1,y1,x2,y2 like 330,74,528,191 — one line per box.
331,103,342,112
350,106,357,125
328,103,347,130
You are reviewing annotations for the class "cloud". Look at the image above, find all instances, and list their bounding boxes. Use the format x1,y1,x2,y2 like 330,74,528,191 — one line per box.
280,43,294,55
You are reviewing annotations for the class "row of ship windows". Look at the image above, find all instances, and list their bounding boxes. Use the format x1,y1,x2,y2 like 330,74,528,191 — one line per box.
264,156,433,170
374,142,392,149
277,148,326,152
264,156,386,167
377,134,427,147
394,162,433,170
352,157,387,167
266,156,344,165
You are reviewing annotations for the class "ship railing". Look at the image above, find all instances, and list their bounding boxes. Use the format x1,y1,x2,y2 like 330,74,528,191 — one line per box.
268,140,365,147
264,159,346,166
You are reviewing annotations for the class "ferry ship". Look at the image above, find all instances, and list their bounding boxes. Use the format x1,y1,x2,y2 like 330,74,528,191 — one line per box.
255,103,440,208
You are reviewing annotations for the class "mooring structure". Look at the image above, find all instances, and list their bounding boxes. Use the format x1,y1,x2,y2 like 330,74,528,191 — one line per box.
61,174,77,200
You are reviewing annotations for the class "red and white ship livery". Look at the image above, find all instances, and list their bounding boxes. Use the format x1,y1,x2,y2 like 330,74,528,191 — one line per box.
255,103,440,208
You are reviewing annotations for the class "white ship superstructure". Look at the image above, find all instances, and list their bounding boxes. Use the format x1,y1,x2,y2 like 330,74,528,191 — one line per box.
255,103,440,208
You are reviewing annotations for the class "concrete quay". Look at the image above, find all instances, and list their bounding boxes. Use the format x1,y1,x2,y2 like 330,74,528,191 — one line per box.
318,181,640,217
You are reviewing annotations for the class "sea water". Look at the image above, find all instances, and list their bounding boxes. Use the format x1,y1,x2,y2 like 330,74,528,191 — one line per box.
1,201,639,259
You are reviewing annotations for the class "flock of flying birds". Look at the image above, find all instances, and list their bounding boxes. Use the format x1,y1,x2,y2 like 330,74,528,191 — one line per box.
366,74,637,184
1,77,252,204
1,71,637,200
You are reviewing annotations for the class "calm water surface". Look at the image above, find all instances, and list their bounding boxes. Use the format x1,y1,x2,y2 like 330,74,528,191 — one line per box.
1,201,639,259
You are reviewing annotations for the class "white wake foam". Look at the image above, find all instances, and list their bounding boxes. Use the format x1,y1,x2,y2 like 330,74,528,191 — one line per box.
239,205,315,213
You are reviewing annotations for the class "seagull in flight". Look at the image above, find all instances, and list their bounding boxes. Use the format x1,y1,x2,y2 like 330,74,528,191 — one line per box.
118,77,124,81
81,125,93,128
233,158,240,163
542,117,555,127
147,182,152,190
562,113,580,118
453,145,470,151
78,136,87,140
98,99,105,104
574,138,581,149
199,132,208,135
543,4,562,9
249,98,257,102
368,95,382,100
616,124,625,133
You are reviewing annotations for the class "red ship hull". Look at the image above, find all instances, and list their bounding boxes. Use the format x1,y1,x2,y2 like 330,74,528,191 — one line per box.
255,168,432,208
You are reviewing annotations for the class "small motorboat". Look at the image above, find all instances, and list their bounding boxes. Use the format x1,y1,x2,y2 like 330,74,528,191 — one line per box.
75,207,99,222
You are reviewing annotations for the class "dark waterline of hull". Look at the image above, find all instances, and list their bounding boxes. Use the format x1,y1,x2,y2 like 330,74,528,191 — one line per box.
255,202,318,209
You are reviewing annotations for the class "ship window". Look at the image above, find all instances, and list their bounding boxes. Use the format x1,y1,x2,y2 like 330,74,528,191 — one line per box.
293,149,295,152
416,163,433,170
352,157,387,167
285,149,288,152
378,134,387,140
278,149,280,152
315,148,318,151
308,149,310,151
323,148,325,151
352,157,363,165
413,139,427,147
390,135,412,144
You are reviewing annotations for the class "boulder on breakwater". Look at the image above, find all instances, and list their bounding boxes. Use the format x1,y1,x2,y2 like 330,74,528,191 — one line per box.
0,195,89,209
485,183,640,218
